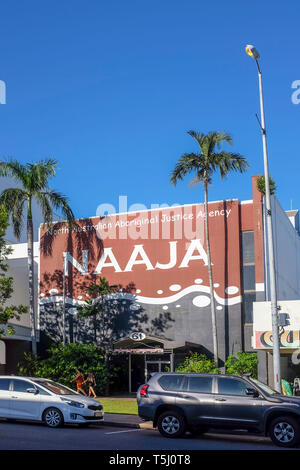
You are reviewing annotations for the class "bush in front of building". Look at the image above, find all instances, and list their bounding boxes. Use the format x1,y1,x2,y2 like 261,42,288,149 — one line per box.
18,352,41,376
17,342,118,396
175,353,219,374
225,351,258,378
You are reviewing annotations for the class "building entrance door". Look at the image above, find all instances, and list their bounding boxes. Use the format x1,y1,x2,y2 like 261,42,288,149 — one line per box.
130,358,171,392
131,355,145,393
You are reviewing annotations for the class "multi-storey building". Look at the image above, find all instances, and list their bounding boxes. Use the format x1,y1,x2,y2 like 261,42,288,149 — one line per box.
2,175,300,393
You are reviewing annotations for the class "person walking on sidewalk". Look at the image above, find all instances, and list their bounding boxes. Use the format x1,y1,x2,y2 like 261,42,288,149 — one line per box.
70,369,87,396
84,372,97,398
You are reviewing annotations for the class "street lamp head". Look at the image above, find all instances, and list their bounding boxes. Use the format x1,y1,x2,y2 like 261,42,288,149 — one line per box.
245,44,260,60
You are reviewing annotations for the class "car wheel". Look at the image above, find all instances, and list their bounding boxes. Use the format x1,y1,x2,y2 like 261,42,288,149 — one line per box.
43,407,64,428
269,416,300,448
157,411,186,438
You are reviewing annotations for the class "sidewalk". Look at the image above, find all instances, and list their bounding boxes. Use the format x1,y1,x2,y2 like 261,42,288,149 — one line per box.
102,413,154,430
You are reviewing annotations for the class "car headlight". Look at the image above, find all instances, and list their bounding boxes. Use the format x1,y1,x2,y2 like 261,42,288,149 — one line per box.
61,398,85,408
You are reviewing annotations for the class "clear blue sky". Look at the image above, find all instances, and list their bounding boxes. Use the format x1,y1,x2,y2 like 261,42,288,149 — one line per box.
0,0,299,218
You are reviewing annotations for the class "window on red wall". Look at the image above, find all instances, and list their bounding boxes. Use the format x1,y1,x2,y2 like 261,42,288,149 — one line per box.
241,231,256,324
241,231,255,264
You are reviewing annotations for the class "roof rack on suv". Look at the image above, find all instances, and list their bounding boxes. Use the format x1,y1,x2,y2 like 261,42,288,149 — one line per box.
242,372,252,377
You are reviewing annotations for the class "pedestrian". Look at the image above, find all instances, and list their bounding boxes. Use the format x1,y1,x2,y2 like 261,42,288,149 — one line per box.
84,372,97,398
70,369,87,396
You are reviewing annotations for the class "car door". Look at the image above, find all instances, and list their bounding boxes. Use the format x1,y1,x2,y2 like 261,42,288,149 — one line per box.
0,378,12,418
175,375,217,427
214,376,263,427
10,379,41,420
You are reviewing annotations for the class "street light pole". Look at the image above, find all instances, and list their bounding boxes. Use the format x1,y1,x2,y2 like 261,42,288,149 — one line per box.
245,45,281,392
62,252,66,345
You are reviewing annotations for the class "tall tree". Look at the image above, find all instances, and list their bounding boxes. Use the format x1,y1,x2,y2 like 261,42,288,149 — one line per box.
0,158,75,354
77,276,118,395
77,276,119,347
170,131,249,366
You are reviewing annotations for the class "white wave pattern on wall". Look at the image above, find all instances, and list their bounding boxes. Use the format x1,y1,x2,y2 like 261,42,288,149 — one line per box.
39,284,241,307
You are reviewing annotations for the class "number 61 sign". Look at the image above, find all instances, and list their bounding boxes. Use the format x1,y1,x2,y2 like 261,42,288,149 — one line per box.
129,332,146,341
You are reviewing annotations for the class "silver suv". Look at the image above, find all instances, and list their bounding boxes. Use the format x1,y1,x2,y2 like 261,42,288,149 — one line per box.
137,372,300,447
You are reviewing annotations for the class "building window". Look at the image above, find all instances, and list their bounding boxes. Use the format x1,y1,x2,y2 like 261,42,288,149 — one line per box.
243,292,256,324
242,265,255,291
241,231,255,264
241,231,255,324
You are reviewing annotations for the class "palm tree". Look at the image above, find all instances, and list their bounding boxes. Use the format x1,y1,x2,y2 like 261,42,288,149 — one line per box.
170,131,249,366
0,158,75,355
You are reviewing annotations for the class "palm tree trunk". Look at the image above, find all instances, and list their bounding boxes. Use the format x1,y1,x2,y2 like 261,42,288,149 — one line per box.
204,181,218,367
27,209,37,355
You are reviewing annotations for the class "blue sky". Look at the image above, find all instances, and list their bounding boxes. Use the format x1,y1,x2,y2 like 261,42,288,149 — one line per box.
0,0,299,218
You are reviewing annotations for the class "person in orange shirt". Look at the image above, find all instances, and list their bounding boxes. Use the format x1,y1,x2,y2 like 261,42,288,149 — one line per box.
70,369,87,396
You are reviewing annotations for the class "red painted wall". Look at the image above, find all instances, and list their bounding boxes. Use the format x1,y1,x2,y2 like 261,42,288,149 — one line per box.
40,200,243,306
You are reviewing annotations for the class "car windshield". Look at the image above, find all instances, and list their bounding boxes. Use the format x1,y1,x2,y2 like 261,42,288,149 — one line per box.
33,380,79,396
250,378,279,395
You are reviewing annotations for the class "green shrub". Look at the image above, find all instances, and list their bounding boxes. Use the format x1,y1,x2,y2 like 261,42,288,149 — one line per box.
18,352,41,376
175,353,219,374
225,351,258,378
18,343,117,395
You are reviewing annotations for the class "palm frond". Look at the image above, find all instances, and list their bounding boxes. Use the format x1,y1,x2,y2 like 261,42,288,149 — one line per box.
0,159,28,186
187,130,206,148
86,276,119,299
211,152,249,179
188,177,203,188
171,130,249,188
0,188,27,239
35,192,53,227
42,189,75,226
207,131,233,151
170,153,205,185
26,159,58,193
0,159,75,236
12,195,26,240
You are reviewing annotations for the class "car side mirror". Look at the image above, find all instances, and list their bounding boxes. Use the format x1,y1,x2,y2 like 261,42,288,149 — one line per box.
245,388,259,398
27,388,39,395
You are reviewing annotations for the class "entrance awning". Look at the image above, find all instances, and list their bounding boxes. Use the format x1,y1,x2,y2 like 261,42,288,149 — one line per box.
113,335,201,354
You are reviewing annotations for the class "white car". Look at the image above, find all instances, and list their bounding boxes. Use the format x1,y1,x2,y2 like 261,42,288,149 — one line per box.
0,375,104,428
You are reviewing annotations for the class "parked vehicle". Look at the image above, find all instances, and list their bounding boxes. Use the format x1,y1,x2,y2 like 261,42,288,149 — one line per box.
0,376,104,428
137,372,300,447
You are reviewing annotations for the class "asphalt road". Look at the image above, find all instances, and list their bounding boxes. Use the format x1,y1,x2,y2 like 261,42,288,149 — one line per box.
0,420,289,451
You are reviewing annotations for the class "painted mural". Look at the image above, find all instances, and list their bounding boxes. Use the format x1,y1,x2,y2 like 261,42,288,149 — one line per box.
39,200,244,360
40,201,242,308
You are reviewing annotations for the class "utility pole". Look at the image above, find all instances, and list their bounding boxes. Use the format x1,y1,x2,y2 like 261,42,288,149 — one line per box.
62,252,66,345
246,45,281,392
